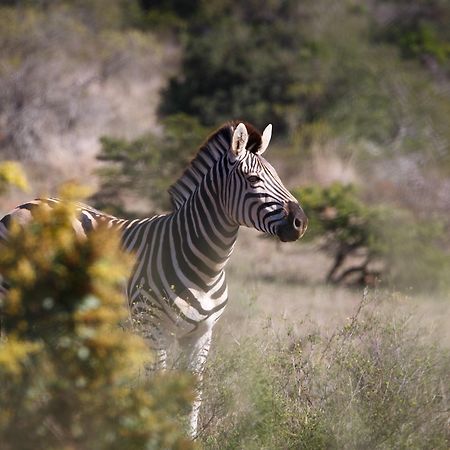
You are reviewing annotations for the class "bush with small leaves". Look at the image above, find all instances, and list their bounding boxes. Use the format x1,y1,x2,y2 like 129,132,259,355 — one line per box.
294,183,450,291
0,184,195,450
294,183,384,285
94,113,208,214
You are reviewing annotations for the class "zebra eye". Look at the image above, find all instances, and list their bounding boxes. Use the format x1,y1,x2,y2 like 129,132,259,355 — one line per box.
247,175,262,184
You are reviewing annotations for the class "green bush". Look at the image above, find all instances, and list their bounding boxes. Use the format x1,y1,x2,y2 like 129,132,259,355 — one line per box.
294,183,384,285
155,0,450,177
294,183,450,291
0,185,195,450
94,114,207,213
200,293,450,449
159,0,326,134
372,0,450,67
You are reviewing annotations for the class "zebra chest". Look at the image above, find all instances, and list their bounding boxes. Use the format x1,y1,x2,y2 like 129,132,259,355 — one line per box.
126,234,229,337
130,281,228,337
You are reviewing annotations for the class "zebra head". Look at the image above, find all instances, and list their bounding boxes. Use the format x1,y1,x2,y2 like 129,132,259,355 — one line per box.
225,122,308,242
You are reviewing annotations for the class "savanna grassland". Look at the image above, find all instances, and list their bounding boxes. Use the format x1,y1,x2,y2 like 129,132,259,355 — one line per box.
1,1,449,448
201,229,450,448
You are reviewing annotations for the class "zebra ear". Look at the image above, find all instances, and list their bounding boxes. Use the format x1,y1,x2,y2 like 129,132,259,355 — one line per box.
258,124,272,155
231,123,249,158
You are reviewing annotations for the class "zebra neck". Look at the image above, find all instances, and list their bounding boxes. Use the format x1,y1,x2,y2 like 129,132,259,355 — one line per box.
173,176,239,278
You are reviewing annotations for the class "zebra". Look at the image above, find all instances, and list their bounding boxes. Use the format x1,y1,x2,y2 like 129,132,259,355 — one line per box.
0,121,307,437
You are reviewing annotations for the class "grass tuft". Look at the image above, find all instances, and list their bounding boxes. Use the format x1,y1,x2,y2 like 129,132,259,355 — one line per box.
200,291,450,449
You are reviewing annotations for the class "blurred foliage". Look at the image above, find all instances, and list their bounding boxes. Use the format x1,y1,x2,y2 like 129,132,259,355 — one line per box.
0,161,29,195
376,208,450,293
295,183,450,291
295,183,383,285
139,0,200,17
160,0,326,134
201,293,450,449
0,0,165,163
372,0,450,69
0,184,194,450
93,114,208,214
0,0,143,32
132,0,199,32
0,0,152,73
1,0,449,174
156,0,450,167
0,0,448,160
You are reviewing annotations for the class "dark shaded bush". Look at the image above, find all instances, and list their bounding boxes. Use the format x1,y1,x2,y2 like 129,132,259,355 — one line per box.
160,0,326,134
371,0,450,69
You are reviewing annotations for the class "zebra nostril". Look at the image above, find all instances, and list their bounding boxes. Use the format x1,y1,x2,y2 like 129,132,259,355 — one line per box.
293,218,302,230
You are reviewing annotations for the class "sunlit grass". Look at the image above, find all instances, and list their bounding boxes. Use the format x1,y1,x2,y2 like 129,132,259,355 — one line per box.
201,290,450,449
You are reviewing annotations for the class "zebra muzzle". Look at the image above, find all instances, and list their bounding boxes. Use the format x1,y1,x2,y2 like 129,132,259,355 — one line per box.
277,201,308,242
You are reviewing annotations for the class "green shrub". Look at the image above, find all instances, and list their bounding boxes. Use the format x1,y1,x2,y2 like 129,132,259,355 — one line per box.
294,183,450,291
159,0,326,134
94,113,207,213
372,0,450,67
294,183,384,285
155,0,450,177
200,293,450,449
0,185,195,450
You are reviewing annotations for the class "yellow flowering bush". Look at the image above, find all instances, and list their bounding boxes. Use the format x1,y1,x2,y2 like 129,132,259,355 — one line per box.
0,161,29,195
0,186,194,450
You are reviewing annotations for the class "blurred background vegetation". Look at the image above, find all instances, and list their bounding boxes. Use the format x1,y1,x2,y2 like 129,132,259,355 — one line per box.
0,0,449,448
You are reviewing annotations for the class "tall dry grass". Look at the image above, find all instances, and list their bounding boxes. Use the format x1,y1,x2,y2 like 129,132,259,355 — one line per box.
191,228,450,448
200,290,450,449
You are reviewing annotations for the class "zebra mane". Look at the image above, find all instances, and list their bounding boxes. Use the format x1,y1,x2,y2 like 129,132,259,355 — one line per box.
168,121,263,210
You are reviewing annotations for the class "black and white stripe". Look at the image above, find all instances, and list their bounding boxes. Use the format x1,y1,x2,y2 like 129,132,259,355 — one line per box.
0,121,307,437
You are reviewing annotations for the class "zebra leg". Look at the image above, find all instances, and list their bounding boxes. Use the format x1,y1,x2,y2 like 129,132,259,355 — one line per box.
0,278,8,342
156,348,167,370
0,313,4,342
143,340,168,374
178,329,212,439
128,303,169,373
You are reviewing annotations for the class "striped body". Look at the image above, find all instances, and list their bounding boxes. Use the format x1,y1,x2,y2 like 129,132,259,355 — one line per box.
0,121,307,437
1,198,229,342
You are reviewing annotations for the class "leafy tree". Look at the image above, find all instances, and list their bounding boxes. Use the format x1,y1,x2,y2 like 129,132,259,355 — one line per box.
93,113,208,213
155,0,450,175
159,0,324,134
295,183,450,291
0,184,195,450
295,183,383,285
371,0,450,70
